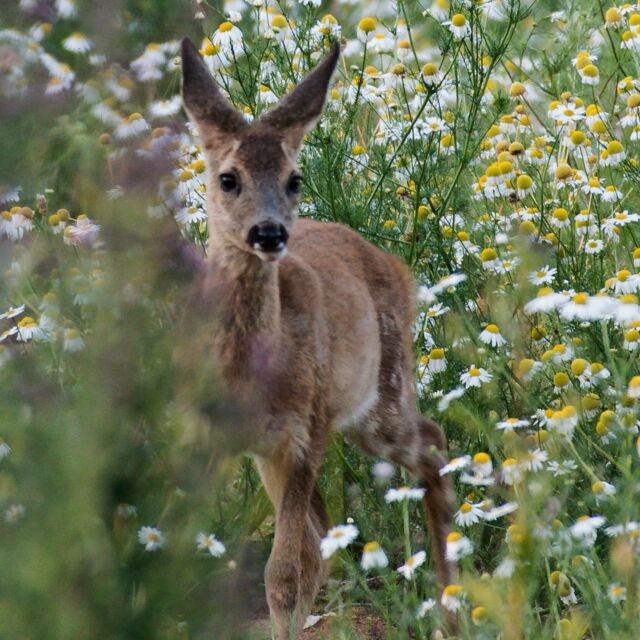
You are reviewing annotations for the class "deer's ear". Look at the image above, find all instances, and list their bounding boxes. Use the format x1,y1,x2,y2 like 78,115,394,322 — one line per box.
181,38,247,142
259,42,340,152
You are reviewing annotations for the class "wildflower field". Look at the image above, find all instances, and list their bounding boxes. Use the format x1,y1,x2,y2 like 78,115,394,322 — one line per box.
3,0,640,638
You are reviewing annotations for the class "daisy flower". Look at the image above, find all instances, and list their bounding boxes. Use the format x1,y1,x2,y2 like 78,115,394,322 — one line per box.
437,386,465,411
441,584,464,611
138,526,165,551
529,265,557,285
63,328,85,352
439,455,471,476
608,583,627,603
360,541,389,570
460,364,492,388
397,550,426,580
0,304,25,320
483,501,518,521
357,17,377,43
584,238,604,254
416,598,437,619
496,417,530,431
320,523,358,559
446,14,470,39
385,486,426,503
427,348,446,373
524,288,568,314
454,501,484,526
627,376,640,399
63,32,92,53
213,21,243,51
0,440,11,460
500,458,523,485
445,532,473,561
196,532,226,556
570,515,605,547
559,292,616,321
479,323,506,347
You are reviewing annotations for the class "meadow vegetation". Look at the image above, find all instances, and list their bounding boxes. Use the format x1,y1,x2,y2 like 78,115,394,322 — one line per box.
2,0,640,638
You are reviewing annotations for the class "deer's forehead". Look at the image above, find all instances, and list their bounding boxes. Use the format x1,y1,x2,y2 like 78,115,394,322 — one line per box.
234,131,294,175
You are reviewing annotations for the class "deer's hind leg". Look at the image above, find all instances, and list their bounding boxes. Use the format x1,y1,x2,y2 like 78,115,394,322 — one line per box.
348,309,455,590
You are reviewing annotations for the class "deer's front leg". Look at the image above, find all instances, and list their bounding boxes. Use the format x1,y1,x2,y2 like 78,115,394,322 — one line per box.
264,457,320,640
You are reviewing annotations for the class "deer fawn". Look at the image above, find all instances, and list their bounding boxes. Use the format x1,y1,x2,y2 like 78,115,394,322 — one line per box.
180,39,454,638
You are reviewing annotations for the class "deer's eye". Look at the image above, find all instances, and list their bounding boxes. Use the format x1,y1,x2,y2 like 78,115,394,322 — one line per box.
287,174,302,195
219,173,239,193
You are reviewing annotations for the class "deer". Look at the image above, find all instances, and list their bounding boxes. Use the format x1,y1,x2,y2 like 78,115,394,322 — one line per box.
180,38,455,639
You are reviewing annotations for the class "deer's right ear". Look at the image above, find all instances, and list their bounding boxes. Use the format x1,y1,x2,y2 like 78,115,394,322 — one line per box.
181,38,247,140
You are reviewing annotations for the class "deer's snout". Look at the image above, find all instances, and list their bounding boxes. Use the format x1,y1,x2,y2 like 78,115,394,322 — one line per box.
247,221,289,255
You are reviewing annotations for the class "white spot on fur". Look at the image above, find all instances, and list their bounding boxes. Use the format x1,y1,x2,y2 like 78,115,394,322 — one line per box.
335,387,378,430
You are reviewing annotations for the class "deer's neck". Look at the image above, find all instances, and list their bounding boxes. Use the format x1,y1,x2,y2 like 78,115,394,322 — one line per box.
206,244,281,379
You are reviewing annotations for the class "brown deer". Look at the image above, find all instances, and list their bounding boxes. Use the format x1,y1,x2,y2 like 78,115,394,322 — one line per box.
180,38,454,639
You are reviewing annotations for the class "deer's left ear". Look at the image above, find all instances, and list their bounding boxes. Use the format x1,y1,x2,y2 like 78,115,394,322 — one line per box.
181,37,247,143
259,42,340,152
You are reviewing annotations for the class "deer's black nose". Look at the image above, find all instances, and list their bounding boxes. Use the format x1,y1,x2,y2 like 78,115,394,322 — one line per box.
247,221,289,252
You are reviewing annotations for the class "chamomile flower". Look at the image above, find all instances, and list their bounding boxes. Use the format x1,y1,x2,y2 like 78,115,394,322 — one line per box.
437,386,465,411
528,265,558,287
320,524,358,559
357,17,377,43
627,376,640,399
196,532,226,556
460,364,492,388
479,323,506,347
397,550,426,579
63,328,85,352
496,417,530,431
385,486,426,503
62,32,92,54
115,113,150,139
0,305,25,320
454,501,484,526
608,583,627,603
439,455,471,476
360,541,389,570
15,316,46,342
213,21,243,52
0,439,11,460
559,292,615,321
570,515,605,547
138,526,165,551
416,598,437,619
445,532,473,561
584,238,604,254
441,584,464,611
446,14,470,40
149,96,182,118
427,348,446,373
500,458,523,485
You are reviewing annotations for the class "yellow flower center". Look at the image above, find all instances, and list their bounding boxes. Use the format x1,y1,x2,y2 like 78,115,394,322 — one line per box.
451,13,466,27
358,17,376,33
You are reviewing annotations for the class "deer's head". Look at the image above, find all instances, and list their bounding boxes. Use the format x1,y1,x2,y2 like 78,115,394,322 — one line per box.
181,39,339,262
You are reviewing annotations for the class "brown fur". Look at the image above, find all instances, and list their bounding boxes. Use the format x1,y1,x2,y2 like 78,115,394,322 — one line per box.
180,39,455,639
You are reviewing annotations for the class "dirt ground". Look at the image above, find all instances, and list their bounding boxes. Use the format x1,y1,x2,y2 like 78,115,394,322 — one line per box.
246,607,387,640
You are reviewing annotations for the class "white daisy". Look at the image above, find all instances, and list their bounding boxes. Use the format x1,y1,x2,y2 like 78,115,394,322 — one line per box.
196,532,226,556
397,550,426,580
138,525,166,551
320,523,359,559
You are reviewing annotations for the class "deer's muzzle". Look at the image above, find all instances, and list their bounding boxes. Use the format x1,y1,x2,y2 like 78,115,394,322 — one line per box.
247,221,289,254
